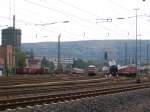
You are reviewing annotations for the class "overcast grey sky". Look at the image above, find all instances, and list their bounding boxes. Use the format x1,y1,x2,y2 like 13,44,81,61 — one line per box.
0,0,150,43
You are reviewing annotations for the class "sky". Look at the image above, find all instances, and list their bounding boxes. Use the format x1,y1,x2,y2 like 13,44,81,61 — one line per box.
0,0,150,43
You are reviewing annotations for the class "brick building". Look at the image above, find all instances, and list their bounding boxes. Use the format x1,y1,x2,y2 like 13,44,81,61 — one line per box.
0,45,14,74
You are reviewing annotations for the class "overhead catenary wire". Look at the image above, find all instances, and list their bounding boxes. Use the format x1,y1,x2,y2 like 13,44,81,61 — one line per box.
0,15,91,39
57,0,97,17
1,0,150,42
1,15,150,42
106,0,134,14
24,0,117,33
14,1,115,36
57,0,133,34
0,15,75,39
57,0,143,36
15,0,118,38
25,0,142,37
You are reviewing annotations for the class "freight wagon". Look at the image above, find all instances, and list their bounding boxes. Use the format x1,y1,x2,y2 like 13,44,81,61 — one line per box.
118,65,139,77
72,68,84,74
16,67,49,74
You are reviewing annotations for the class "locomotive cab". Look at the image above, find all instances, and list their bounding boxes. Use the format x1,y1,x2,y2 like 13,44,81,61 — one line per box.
87,65,97,76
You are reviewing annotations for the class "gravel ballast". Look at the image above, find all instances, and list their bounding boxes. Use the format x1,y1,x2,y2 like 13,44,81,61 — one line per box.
2,88,150,112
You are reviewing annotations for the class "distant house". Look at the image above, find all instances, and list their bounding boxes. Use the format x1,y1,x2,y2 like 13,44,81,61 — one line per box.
48,57,74,72
26,56,42,68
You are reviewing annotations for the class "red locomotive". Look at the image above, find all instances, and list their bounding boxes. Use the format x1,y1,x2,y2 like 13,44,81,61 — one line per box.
87,65,97,76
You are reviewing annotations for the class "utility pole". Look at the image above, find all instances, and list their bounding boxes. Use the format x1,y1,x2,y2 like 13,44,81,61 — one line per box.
57,33,61,73
36,21,70,73
140,36,141,66
125,42,127,65
147,44,149,64
134,8,139,70
13,15,16,75
134,8,141,83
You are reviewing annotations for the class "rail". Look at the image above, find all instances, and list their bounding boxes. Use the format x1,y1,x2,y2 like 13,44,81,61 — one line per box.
0,82,150,111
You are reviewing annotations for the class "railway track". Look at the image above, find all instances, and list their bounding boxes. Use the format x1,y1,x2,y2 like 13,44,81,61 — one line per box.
0,82,130,99
0,78,134,99
0,74,105,86
0,82,150,111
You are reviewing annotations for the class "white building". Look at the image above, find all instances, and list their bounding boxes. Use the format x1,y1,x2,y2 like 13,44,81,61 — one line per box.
48,57,74,71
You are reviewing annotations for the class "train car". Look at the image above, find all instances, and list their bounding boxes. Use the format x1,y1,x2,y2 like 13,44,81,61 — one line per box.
72,68,84,74
87,65,97,76
16,67,49,74
118,65,139,77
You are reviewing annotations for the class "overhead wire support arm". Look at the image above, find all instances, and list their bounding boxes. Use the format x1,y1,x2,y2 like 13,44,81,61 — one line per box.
96,18,112,23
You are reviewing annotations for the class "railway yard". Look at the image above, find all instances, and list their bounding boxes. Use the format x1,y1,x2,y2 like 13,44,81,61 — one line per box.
0,74,150,112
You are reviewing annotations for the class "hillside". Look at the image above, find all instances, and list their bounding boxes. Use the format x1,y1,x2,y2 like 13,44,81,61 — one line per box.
22,40,150,64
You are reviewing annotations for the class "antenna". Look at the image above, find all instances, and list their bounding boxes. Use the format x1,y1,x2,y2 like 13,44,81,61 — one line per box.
13,0,16,15
13,15,15,28
13,0,16,28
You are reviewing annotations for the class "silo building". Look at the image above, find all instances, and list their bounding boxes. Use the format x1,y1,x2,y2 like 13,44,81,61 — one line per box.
2,27,21,49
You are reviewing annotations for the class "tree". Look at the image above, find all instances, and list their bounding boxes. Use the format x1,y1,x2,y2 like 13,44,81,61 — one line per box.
72,58,87,69
87,60,96,65
48,61,55,71
30,49,34,59
15,50,26,68
41,56,49,67
41,56,55,71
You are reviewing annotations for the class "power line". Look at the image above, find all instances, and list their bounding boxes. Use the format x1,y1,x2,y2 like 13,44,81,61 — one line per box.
15,6,62,22
0,15,97,39
1,14,150,38
57,0,97,17
0,15,81,39
106,0,133,14
24,0,116,33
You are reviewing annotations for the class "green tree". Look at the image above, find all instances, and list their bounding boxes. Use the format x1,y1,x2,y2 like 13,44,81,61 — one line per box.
41,56,55,71
72,58,87,69
41,56,48,68
48,61,55,71
15,50,26,68
87,60,96,65
30,49,34,59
